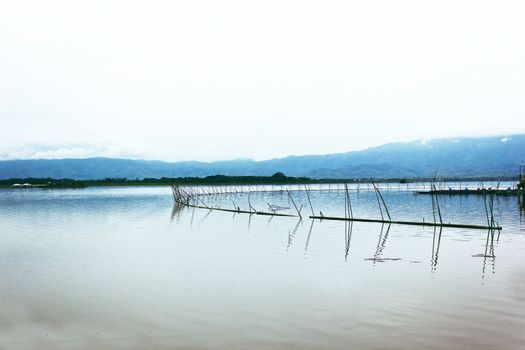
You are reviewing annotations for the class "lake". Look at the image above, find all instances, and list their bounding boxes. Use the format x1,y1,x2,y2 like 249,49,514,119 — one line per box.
1,184,524,350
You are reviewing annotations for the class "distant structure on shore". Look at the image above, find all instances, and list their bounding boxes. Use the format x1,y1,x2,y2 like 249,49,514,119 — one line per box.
11,183,33,188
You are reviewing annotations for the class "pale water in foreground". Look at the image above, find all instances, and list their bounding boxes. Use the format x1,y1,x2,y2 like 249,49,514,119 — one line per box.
1,185,524,350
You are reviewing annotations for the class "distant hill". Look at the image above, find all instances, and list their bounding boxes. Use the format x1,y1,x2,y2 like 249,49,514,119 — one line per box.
0,135,524,179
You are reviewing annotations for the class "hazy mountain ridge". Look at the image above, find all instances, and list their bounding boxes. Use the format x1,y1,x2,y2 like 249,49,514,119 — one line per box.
1,135,524,179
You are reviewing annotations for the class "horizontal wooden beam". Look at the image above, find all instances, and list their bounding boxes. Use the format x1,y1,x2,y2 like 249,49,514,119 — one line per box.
309,215,501,230
174,200,297,217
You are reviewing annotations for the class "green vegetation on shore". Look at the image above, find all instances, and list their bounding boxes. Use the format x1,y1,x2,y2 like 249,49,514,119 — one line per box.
0,173,519,189
0,173,314,189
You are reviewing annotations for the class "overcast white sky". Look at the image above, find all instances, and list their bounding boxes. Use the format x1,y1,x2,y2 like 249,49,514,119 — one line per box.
0,0,524,162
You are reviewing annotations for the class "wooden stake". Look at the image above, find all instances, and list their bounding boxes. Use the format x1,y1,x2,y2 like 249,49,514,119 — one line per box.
287,190,302,219
305,185,315,216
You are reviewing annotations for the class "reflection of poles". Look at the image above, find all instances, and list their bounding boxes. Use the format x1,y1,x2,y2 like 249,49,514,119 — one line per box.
198,209,213,225
343,184,354,261
171,202,186,221
431,226,443,272
372,223,391,265
482,229,496,280
344,220,353,261
287,220,302,250
304,219,315,255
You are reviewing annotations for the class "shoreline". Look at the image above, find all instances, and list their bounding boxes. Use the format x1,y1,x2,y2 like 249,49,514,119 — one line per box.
0,177,519,190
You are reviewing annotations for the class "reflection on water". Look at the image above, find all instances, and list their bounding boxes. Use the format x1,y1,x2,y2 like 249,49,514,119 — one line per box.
481,230,497,280
1,186,525,350
286,220,301,251
344,221,352,261
431,227,443,273
367,223,393,264
170,202,186,221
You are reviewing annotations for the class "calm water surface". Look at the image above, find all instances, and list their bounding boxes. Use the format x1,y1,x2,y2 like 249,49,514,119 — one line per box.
1,185,524,350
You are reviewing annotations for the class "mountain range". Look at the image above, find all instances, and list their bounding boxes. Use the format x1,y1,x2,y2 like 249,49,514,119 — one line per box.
1,135,524,179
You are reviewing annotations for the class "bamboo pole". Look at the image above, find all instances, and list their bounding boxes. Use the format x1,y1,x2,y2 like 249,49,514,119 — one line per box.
305,185,315,216
374,186,384,220
373,183,391,221
344,183,353,219
170,184,502,230
308,215,501,230
287,190,302,219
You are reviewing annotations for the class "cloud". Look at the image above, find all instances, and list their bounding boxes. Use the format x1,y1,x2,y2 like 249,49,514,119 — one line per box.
0,142,152,161
0,1,524,162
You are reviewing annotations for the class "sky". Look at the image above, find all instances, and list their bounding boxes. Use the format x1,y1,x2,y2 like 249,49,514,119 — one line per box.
0,0,524,162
